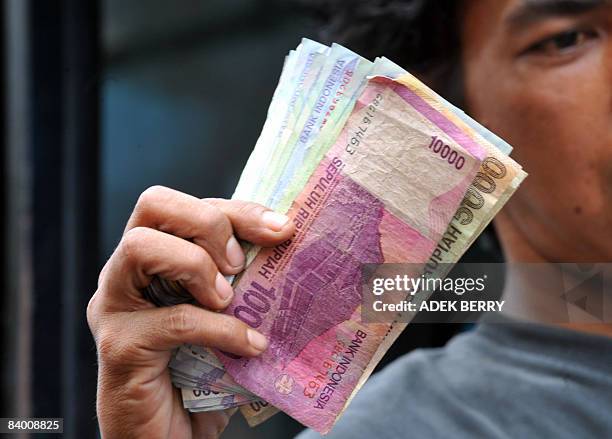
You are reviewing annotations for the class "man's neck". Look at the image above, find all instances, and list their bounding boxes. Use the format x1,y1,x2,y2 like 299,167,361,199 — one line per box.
494,212,612,339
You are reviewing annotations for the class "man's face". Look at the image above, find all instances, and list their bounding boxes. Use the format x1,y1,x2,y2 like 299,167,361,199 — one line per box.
461,0,612,261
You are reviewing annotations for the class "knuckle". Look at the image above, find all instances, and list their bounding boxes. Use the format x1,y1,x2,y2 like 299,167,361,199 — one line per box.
96,327,129,365
86,290,100,331
198,202,230,235
120,227,151,264
97,260,109,287
186,245,212,273
216,316,245,345
165,304,199,337
201,197,225,206
96,331,114,359
137,185,171,209
237,201,266,220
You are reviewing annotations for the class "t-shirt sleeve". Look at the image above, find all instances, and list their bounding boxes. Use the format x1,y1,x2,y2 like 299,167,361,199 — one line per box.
295,350,443,439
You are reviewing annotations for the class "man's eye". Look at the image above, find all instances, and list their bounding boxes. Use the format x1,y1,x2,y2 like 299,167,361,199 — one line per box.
527,29,598,55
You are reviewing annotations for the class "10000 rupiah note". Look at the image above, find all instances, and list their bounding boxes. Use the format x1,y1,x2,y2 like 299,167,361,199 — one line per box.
216,77,489,433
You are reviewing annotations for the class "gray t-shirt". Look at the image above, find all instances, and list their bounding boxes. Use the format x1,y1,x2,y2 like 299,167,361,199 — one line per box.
297,316,612,438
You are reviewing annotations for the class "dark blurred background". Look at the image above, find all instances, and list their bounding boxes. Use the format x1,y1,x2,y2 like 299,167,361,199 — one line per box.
0,1,502,437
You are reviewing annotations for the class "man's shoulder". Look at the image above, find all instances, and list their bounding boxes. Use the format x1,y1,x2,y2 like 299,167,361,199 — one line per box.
297,323,612,439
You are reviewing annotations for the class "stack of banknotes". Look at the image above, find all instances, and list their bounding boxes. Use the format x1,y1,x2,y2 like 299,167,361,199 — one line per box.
148,38,527,434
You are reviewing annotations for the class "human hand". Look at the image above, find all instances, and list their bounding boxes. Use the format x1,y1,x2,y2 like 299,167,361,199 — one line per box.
87,186,294,438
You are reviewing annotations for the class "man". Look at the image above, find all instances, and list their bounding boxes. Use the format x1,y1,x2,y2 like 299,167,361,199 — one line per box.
86,0,612,437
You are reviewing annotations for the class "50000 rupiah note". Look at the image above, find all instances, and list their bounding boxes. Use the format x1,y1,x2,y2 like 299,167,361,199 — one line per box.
216,77,489,433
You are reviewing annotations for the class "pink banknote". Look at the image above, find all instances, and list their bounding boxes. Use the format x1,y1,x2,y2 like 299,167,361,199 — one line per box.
218,78,486,433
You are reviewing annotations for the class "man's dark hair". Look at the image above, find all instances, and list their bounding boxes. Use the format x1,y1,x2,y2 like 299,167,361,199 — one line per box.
305,0,464,104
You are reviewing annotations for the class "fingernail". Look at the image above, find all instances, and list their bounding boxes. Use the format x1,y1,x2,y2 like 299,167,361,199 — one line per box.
262,211,290,231
226,236,245,269
247,328,268,352
215,272,234,302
